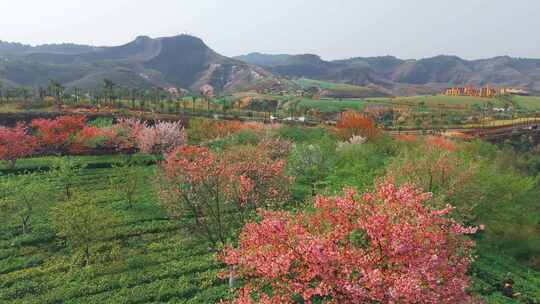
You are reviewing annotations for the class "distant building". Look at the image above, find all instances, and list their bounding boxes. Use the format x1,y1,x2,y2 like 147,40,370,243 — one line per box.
500,88,530,96
200,84,215,97
166,87,185,98
479,86,497,98
443,86,528,98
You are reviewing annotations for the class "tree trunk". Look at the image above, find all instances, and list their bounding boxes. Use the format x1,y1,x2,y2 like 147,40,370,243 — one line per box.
8,159,16,170
228,265,236,289
21,220,28,234
84,245,90,266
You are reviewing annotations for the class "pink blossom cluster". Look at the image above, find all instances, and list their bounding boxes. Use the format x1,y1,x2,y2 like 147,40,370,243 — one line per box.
137,121,186,155
162,144,290,208
221,181,477,304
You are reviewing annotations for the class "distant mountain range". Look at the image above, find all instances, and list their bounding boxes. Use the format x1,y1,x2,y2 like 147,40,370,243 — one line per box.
235,53,540,95
0,35,268,93
1,35,539,96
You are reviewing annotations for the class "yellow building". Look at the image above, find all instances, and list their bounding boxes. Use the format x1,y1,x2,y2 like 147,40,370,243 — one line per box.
444,86,501,98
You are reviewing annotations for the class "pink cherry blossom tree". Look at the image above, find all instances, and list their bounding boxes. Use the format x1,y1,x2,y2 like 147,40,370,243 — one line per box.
137,121,186,155
157,144,291,249
221,181,477,304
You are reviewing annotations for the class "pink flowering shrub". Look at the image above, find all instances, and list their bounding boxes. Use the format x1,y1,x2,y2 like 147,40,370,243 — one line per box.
110,119,186,154
112,118,148,150
220,181,477,304
223,145,292,208
157,144,291,248
137,121,186,155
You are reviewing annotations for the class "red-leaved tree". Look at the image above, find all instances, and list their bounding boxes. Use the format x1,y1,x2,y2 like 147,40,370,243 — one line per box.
335,110,381,141
221,181,477,304
31,115,86,152
70,126,118,154
0,123,38,168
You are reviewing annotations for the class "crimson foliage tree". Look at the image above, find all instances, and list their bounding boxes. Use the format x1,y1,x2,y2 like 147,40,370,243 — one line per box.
0,123,38,168
31,115,86,152
335,110,381,141
221,181,477,304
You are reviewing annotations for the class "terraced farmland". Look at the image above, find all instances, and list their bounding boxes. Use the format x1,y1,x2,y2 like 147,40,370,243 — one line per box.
0,156,228,304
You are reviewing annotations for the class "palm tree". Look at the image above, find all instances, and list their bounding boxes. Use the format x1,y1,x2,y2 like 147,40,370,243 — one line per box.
199,89,211,113
21,87,31,102
73,87,82,104
130,88,139,109
103,79,115,105
47,80,55,97
38,86,46,102
48,80,64,110
155,87,165,103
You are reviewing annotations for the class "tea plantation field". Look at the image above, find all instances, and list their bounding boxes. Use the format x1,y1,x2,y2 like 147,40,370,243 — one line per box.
1,155,539,303
0,156,228,304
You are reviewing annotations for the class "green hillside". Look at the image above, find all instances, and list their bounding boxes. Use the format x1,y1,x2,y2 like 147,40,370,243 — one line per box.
294,78,388,98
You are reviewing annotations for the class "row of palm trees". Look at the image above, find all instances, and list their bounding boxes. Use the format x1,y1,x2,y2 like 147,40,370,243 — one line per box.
0,79,185,106
3,79,233,117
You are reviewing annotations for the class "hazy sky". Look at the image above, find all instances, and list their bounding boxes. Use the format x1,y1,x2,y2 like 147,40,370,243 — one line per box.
1,0,539,60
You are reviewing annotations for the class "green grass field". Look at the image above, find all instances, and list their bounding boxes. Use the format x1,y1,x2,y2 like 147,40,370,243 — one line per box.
367,95,504,108
510,95,540,111
294,78,373,92
292,94,499,115
296,98,365,112
0,155,228,304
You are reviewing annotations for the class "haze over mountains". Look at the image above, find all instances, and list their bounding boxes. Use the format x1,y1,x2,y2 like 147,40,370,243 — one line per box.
235,53,540,95
0,35,268,93
1,34,539,95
